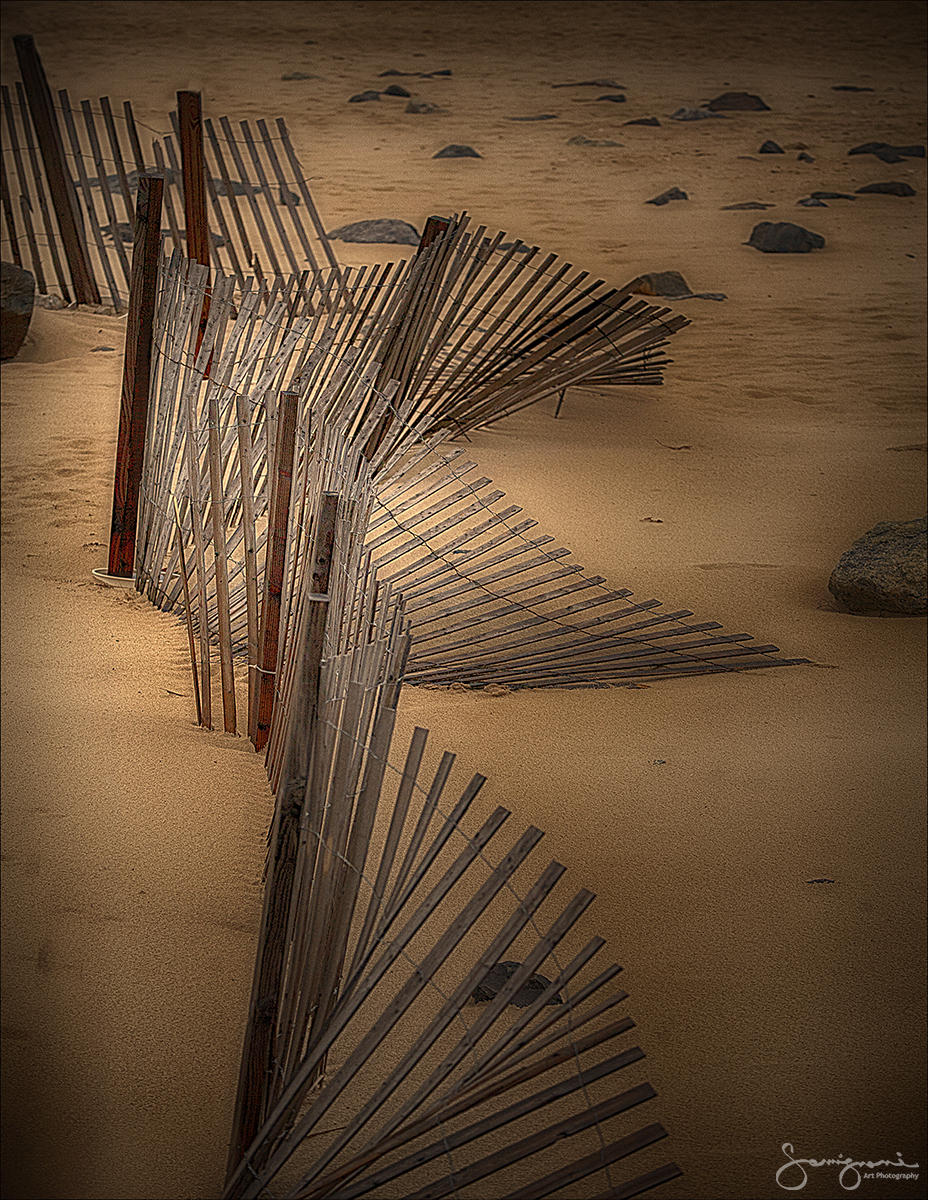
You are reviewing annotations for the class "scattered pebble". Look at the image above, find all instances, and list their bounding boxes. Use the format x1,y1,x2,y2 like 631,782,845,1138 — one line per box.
326,218,420,245
758,140,784,153
670,106,727,121
806,878,836,883
382,84,411,97
706,90,771,111
506,114,559,121
797,197,827,207
833,84,872,91
797,152,815,162
433,144,482,158
552,78,625,89
721,201,774,210
595,93,626,102
624,116,661,126
90,345,115,352
348,90,381,103
855,180,917,196
646,186,688,206
810,191,855,200
747,220,825,253
405,100,444,114
280,71,318,81
641,516,664,523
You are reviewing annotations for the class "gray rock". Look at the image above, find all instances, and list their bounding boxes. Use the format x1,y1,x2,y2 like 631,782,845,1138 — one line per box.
828,518,927,615
848,141,924,160
281,71,318,81
433,144,481,158
670,106,727,121
721,201,775,210
622,269,726,301
1,261,35,360
567,134,622,147
797,197,827,206
595,93,626,102
758,140,784,153
405,100,444,114
624,116,661,126
552,79,625,89
797,152,816,162
326,218,420,245
810,191,856,200
706,91,771,111
382,84,411,97
747,221,824,253
856,181,917,196
471,960,563,1007
646,186,688,206
833,84,873,91
506,113,559,121
348,90,381,103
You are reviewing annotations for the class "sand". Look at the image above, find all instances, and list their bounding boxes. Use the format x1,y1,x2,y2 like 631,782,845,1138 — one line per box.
1,2,926,1198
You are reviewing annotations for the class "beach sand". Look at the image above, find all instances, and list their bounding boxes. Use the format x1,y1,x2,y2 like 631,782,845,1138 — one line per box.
1,2,925,1197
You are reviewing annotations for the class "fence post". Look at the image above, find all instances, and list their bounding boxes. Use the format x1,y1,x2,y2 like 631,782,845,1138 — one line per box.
100,172,164,580
177,90,209,266
226,493,339,1184
417,213,450,254
253,390,300,751
13,35,100,305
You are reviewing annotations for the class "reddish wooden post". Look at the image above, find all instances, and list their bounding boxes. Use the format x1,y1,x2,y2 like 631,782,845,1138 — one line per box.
226,493,338,1183
417,213,450,254
13,34,100,304
178,90,211,362
105,172,164,578
253,390,300,751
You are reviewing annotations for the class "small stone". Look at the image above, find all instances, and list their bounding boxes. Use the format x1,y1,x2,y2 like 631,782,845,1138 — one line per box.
91,345,115,352
828,517,927,615
405,100,444,114
567,134,622,147
797,197,827,206
326,218,420,245
670,106,727,121
426,69,452,77
382,84,411,97
646,187,688,206
506,114,559,121
810,191,855,200
624,116,661,126
721,201,774,210
552,78,625,89
281,71,317,81
622,270,693,298
747,221,824,253
378,68,414,76
758,140,784,154
797,152,815,162
433,144,481,158
1,261,35,360
848,141,924,159
832,84,873,91
595,93,626,102
855,181,917,196
706,91,771,111
348,90,381,103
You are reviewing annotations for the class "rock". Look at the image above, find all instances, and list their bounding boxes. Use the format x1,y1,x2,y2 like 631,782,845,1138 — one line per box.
427,69,452,77
595,93,626,102
810,191,855,200
567,134,622,147
91,345,115,352
552,78,625,89
646,187,688,206
622,269,726,301
797,152,815,162
433,144,481,158
326,218,420,245
405,100,444,114
848,141,924,159
706,91,770,111
1,261,35,360
670,106,727,121
758,139,784,153
721,201,774,210
797,197,827,206
624,116,661,126
833,84,873,91
281,71,318,81
348,90,381,103
747,221,825,253
855,181,917,196
382,84,411,97
471,961,563,1006
828,517,927,615
506,113,559,121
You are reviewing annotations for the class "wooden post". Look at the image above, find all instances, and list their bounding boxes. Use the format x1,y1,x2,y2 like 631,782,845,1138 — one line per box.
106,172,164,578
13,35,100,304
253,390,300,751
177,90,210,266
226,494,339,1183
417,214,450,254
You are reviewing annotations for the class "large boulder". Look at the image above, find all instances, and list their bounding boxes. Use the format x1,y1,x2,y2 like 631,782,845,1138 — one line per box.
327,218,420,245
828,518,927,615
747,221,824,252
1,261,35,361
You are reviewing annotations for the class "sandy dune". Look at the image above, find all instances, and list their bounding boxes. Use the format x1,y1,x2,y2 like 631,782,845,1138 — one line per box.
1,2,926,1198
